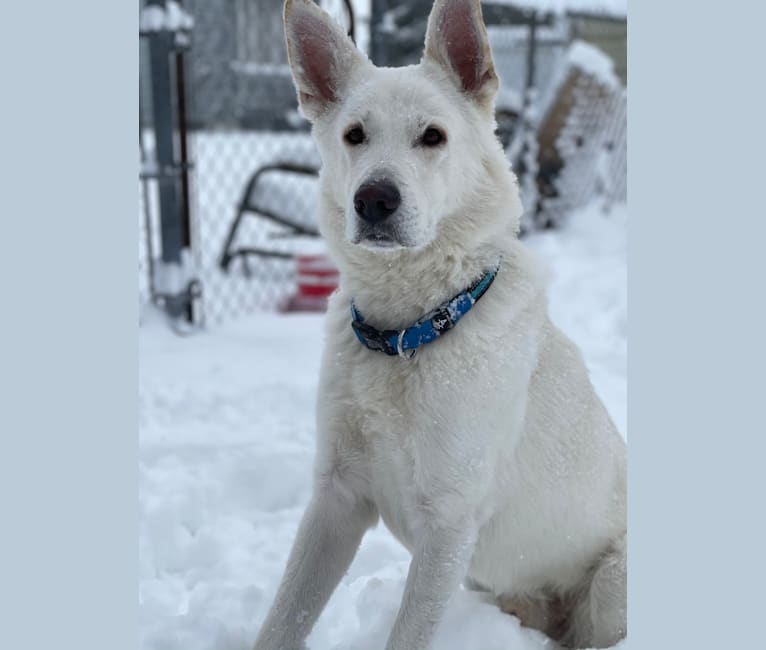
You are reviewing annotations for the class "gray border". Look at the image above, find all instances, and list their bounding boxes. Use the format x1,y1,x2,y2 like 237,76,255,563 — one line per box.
2,1,765,649
0,2,136,649
629,2,766,649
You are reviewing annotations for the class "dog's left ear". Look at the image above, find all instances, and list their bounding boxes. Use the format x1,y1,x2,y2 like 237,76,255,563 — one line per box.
283,0,365,121
423,0,498,110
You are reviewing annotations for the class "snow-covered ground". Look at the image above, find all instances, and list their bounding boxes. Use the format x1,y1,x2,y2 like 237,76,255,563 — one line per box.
139,201,627,650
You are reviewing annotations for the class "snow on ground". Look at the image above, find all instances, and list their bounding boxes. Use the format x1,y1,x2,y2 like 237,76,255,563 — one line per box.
139,201,627,650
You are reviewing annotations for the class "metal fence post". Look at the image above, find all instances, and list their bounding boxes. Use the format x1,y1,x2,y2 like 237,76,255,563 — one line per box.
142,0,199,324
147,28,182,267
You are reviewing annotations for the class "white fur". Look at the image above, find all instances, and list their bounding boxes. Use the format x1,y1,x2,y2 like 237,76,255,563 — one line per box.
254,2,627,649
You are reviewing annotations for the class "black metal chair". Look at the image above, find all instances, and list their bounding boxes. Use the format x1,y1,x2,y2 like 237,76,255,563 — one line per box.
219,162,322,274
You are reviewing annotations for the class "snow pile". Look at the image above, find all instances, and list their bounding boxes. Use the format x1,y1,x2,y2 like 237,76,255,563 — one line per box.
139,201,627,649
567,39,621,89
140,1,194,33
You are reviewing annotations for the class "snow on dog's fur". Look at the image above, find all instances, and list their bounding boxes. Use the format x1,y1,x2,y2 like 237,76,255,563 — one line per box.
253,1,627,649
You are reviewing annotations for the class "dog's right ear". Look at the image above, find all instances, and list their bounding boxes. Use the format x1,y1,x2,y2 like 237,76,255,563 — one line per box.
283,0,365,121
423,0,498,111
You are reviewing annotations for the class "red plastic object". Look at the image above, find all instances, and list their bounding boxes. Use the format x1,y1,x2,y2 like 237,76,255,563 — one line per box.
282,254,339,312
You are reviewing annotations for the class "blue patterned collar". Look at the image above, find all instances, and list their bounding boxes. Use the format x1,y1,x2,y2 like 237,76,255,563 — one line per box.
350,263,500,359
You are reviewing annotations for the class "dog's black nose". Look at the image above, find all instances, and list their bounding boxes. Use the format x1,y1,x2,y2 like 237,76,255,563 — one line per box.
353,181,401,224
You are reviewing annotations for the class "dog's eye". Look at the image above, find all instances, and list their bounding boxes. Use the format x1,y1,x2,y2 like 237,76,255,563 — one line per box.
344,126,366,146
420,127,445,147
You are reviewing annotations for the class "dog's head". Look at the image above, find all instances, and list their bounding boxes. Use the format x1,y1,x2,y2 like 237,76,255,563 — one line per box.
284,0,518,256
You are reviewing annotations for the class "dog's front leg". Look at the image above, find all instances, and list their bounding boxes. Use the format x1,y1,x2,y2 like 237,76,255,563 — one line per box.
253,482,376,650
385,519,477,650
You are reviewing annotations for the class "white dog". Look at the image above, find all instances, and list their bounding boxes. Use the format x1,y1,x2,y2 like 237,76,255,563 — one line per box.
254,1,627,648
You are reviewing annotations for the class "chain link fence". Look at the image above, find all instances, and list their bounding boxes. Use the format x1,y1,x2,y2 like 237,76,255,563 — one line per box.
139,0,627,326
140,129,327,324
539,83,626,224
139,0,340,325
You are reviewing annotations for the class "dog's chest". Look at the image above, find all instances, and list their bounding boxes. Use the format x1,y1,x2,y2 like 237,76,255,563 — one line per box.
367,430,424,549
347,362,427,546
345,349,489,548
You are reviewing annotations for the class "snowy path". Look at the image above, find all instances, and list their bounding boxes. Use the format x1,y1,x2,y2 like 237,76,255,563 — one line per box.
139,203,627,650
